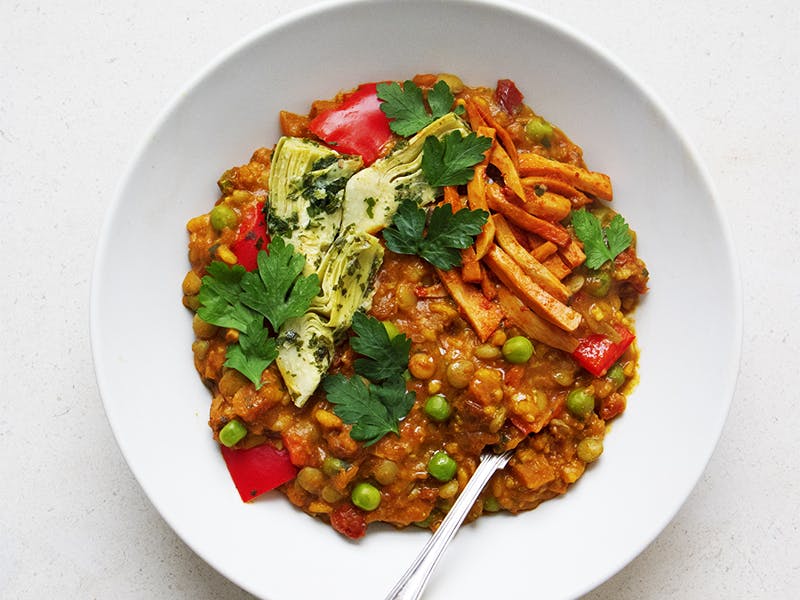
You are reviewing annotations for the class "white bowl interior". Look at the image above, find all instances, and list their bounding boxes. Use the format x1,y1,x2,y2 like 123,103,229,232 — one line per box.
91,1,741,599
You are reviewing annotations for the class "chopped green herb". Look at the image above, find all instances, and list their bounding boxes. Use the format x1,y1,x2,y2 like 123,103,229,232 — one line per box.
383,199,488,270
421,131,492,187
365,196,377,219
377,79,456,137
571,208,632,269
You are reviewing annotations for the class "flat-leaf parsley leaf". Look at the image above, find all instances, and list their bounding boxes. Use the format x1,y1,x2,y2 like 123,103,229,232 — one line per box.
223,320,279,386
383,199,489,270
571,208,632,269
322,312,415,446
196,238,320,388
377,79,459,137
323,374,416,446
350,312,411,383
197,262,255,331
421,131,493,187
239,237,321,331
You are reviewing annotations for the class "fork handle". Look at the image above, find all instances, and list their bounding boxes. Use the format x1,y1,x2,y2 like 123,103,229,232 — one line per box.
383,450,513,600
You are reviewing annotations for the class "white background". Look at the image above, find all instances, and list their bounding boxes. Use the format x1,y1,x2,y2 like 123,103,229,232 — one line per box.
2,0,798,598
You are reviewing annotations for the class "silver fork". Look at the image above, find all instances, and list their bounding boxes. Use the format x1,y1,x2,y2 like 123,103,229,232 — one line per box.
383,448,514,600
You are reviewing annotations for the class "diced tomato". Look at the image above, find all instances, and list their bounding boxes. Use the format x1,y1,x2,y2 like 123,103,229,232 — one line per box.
220,443,297,502
330,503,367,539
509,413,537,436
231,202,269,271
572,324,635,377
503,365,525,387
308,83,393,166
495,79,524,114
281,425,317,467
600,392,627,420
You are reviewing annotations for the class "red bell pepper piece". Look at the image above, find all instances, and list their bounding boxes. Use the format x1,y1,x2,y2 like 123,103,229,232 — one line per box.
308,83,393,166
495,79,524,114
572,324,635,377
220,443,297,502
231,202,269,271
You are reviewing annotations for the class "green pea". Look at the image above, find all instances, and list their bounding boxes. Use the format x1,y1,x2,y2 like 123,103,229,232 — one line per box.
219,419,247,447
566,388,595,419
373,459,399,486
525,117,554,147
502,336,534,364
577,437,604,462
606,363,626,388
351,482,381,511
424,394,452,422
382,320,401,339
483,496,501,512
321,456,349,477
585,270,611,297
427,451,457,482
414,512,436,528
209,204,238,231
217,170,235,195
296,467,324,494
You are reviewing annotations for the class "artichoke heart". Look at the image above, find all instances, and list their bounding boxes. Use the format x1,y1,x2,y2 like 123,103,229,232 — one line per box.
276,312,335,407
341,112,469,234
268,137,363,274
310,225,384,337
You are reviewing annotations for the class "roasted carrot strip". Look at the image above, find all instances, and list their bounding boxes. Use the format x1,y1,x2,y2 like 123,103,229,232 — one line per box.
480,267,497,300
532,241,558,261
523,187,572,222
436,268,502,341
518,152,612,200
468,127,497,259
542,254,571,280
460,246,482,283
464,99,489,130
493,215,570,302
473,98,518,167
521,176,592,208
484,245,581,332
485,183,571,247
496,287,578,354
490,142,525,201
443,185,462,208
474,127,496,167
557,239,586,270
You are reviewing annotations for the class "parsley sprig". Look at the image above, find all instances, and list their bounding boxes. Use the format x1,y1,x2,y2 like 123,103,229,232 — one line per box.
197,237,320,388
324,375,415,446
421,131,492,187
377,79,492,188
323,312,415,446
571,208,632,269
349,312,412,383
383,199,489,270
377,79,461,137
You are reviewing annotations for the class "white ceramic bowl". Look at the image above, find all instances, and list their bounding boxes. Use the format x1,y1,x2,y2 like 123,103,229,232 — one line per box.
91,1,741,598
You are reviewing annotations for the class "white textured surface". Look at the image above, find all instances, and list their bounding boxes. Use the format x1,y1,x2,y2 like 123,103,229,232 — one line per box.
1,1,797,598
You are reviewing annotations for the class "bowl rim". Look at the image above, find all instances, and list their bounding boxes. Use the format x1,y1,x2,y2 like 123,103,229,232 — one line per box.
90,0,743,597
